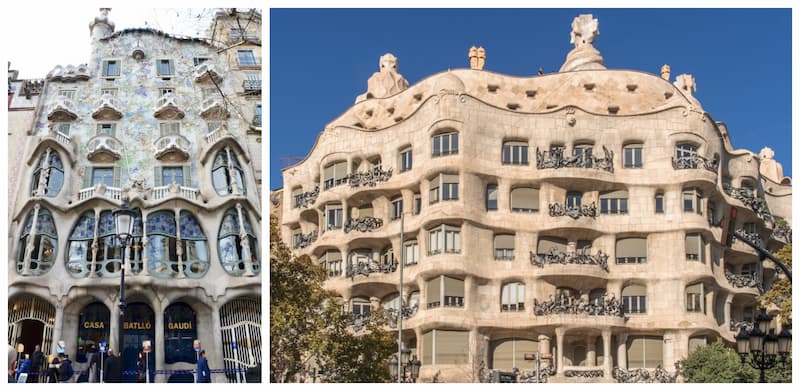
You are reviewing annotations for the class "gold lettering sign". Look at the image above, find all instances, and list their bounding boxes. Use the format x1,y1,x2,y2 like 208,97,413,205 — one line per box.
167,322,193,330
123,321,152,330
83,321,106,329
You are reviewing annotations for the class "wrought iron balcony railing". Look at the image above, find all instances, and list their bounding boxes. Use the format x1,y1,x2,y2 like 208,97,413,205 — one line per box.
771,223,792,243
564,368,605,378
732,228,763,248
722,184,773,223
384,304,419,328
345,259,397,278
243,79,261,93
293,231,318,249
343,216,383,233
347,165,392,188
293,186,319,209
530,250,609,272
479,362,555,383
612,366,678,383
671,154,719,173
548,202,597,219
724,270,762,290
533,294,623,317
536,146,614,172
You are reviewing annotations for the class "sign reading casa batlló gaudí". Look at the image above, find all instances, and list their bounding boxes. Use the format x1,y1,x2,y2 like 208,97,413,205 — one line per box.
273,13,791,383
8,8,262,383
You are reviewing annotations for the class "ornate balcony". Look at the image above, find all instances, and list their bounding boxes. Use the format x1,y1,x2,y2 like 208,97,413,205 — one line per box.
536,146,614,172
243,79,261,94
47,96,78,121
293,186,319,209
91,93,123,120
200,96,229,119
384,304,419,329
346,258,397,278
86,134,122,162
479,363,555,383
564,368,605,379
343,216,383,233
548,202,597,219
533,294,623,317
77,184,123,202
730,320,754,332
723,184,773,223
724,270,762,290
45,124,72,150
150,184,201,202
154,92,185,119
153,133,191,160
193,62,222,84
237,57,262,69
293,231,317,249
612,367,678,383
771,223,792,243
530,250,609,272
671,154,718,173
732,228,763,248
348,165,393,188
46,64,90,82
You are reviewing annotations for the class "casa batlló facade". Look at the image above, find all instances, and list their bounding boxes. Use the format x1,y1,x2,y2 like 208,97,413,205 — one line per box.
8,9,261,383
276,14,791,383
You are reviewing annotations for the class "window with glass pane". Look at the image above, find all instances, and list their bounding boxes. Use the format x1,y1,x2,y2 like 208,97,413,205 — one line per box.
682,189,702,214
159,122,180,137
566,192,582,208
212,149,246,196
686,283,704,313
326,205,343,230
615,237,647,264
193,57,209,66
59,89,75,99
157,59,174,76
237,50,257,66
442,174,459,201
76,302,110,363
30,151,64,197
160,88,174,96
17,208,58,275
57,123,71,135
573,144,593,165
391,197,403,220
217,208,259,276
432,132,458,157
685,233,703,261
494,234,515,260
501,282,525,311
740,263,758,277
510,187,539,212
323,161,348,190
400,148,413,172
404,240,419,265
623,144,643,168
676,143,698,167
321,251,342,277
627,336,663,369
92,168,114,187
655,193,664,213
161,167,185,186
101,88,118,97
351,298,371,317
146,211,179,277
486,184,498,211
413,194,422,215
164,303,198,364
96,123,116,137
600,190,628,214
743,222,757,234
66,211,95,277
102,60,120,77
622,284,647,314
502,142,529,165
180,211,209,278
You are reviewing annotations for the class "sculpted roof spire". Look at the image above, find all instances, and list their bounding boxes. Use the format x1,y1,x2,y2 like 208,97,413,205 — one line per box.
355,53,409,103
559,14,606,72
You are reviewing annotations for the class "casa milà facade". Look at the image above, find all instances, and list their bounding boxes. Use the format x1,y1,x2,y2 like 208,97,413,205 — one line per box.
8,8,262,383
276,14,791,383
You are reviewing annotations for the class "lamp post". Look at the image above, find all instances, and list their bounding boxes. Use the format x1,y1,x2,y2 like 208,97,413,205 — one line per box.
735,308,791,383
113,200,136,381
388,348,421,383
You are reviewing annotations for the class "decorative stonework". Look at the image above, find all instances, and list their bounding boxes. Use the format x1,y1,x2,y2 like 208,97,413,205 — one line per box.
559,14,606,72
724,270,762,290
733,228,763,248
548,202,598,219
612,366,678,383
723,184,774,223
671,154,718,173
293,231,317,249
564,369,605,378
348,165,392,188
346,258,397,278
478,362,555,383
533,294,623,317
469,46,486,70
355,53,409,103
530,250,609,272
536,146,613,172
343,216,383,233
294,186,319,208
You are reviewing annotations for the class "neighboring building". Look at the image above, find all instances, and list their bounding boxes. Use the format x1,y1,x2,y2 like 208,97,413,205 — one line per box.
276,15,791,383
209,8,262,200
8,9,261,383
7,64,44,220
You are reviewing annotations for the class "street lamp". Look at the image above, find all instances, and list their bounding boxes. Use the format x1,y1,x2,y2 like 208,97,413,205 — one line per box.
113,200,136,380
388,348,421,383
735,308,791,383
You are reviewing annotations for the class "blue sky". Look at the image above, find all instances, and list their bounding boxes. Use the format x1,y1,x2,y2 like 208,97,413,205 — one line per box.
270,8,792,189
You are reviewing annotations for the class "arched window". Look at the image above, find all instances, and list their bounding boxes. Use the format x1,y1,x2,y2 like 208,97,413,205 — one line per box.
501,282,525,312
76,302,109,363
218,208,259,276
67,211,96,277
212,148,246,196
17,207,58,275
147,210,178,277
164,303,198,364
180,211,210,278
31,150,64,197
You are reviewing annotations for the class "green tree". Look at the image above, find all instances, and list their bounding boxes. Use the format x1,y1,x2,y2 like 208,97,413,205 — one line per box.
269,215,396,382
680,339,791,383
758,244,792,319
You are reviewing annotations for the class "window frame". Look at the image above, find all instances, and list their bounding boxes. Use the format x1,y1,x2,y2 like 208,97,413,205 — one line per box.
501,141,529,165
156,59,175,77
101,59,121,79
400,147,413,172
623,143,643,168
431,132,459,157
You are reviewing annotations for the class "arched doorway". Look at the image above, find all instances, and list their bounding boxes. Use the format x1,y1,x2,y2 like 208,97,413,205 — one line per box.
76,302,109,363
8,295,55,359
220,296,261,383
122,302,155,383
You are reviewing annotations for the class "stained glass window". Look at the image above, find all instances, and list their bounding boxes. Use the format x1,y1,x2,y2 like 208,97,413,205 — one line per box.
17,208,58,275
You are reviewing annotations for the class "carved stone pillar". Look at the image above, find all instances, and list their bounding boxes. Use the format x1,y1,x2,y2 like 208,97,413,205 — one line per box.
616,332,628,370
175,209,186,279
50,301,64,355
586,335,596,366
602,329,613,379
235,203,255,276
21,204,42,276
141,213,150,276
538,334,552,369
555,327,565,375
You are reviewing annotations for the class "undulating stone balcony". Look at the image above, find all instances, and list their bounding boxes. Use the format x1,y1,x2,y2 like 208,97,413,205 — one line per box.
536,146,614,172
150,184,201,202
345,258,397,278
45,125,73,150
153,133,191,160
205,123,232,145
46,64,90,82
78,184,124,202
86,134,122,161
548,202,598,219
532,295,623,317
563,367,605,379
91,93,123,120
292,186,319,209
612,367,678,383
153,92,185,119
242,79,261,94
530,250,609,272
200,96,229,119
724,270,762,290
671,155,718,173
47,96,79,121
347,166,393,188
723,184,773,223
292,230,317,249
343,216,383,233
193,62,222,83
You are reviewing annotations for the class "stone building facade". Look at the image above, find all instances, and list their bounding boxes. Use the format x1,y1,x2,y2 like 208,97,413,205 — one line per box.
8,9,261,383
8,64,44,221
276,15,791,383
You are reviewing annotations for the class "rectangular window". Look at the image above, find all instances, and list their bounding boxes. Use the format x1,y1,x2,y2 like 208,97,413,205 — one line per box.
193,57,209,66
486,184,498,211
502,142,529,165
96,123,116,137
159,122,180,137
400,148,413,172
160,88,175,96
161,167,185,186
655,194,664,213
323,161,348,190
616,238,647,264
157,59,175,76
326,205,343,230
442,175,459,201
428,225,461,255
56,123,70,135
622,295,647,314
207,122,223,133
58,90,76,99
599,190,629,214
494,235,515,260
100,88,118,97
404,241,419,265
432,133,458,157
237,50,257,66
623,144,643,168
686,283,704,313
685,233,703,261
413,194,421,215
566,192,582,208
391,198,403,220
102,60,120,78
92,168,114,187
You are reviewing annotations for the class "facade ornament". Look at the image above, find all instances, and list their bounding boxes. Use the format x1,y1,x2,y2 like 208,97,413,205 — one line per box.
469,46,486,70
661,64,671,81
294,185,319,208
565,106,576,126
758,146,789,184
671,153,718,173
293,230,318,249
724,269,762,290
548,202,598,219
530,249,609,272
674,74,696,96
559,14,606,72
722,183,774,224
355,53,409,103
536,146,614,172
565,369,605,378
348,165,392,188
533,293,623,317
612,365,678,383
343,216,383,233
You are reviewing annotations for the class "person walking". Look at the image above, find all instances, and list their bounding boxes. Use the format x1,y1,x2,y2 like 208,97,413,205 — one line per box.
46,355,60,383
29,345,44,383
16,354,31,382
103,349,122,383
196,350,211,383
58,354,74,382
87,346,100,383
